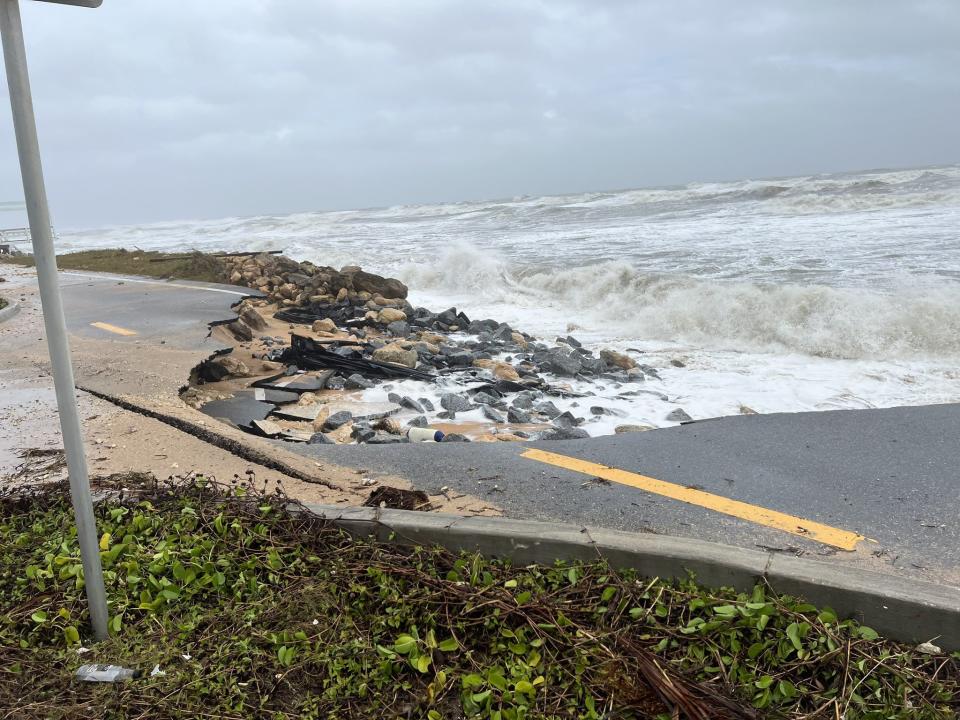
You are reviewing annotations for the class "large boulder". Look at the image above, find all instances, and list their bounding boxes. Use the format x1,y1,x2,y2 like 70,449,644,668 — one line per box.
348,269,408,300
600,349,637,370
377,308,407,324
372,343,418,369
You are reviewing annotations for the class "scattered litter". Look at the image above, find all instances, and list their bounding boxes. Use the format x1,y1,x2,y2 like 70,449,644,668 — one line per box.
407,426,445,442
916,642,941,655
581,477,612,488
150,664,166,677
75,664,140,683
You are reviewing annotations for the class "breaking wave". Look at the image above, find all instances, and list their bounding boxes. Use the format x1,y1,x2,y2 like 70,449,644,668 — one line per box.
398,245,960,360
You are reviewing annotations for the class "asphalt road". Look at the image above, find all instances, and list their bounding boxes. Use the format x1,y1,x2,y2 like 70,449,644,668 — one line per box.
294,407,960,581
58,270,256,351
46,270,960,584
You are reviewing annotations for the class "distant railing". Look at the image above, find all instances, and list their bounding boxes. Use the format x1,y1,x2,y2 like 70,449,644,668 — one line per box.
0,225,56,253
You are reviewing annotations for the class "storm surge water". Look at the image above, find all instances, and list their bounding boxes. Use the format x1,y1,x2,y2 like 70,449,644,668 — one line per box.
61,164,960,425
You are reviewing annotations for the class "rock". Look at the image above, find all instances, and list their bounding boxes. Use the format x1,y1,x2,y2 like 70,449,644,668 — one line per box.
534,400,561,418
507,407,531,424
536,427,590,441
512,393,536,410
615,424,655,434
441,433,471,443
348,269,408,299
323,411,353,431
600,349,637,370
446,352,476,367
471,392,498,406
510,332,528,349
371,344,418,368
537,347,582,376
408,415,428,428
308,432,335,445
351,423,376,443
552,411,583,429
670,358,686,368
336,287,349,302
387,392,402,404
482,406,505,423
418,398,435,412
590,406,627,417
239,307,269,331
345,373,374,390
579,356,607,375
418,332,446,346
490,324,514,343
440,393,474,413
311,318,337,333
376,307,407,324
386,320,409,337
325,375,346,390
230,270,242,284
226,320,253,342
208,356,250,378
399,396,424,412
366,432,408,444
261,360,285,372
666,408,692,422
564,335,582,348
493,364,521,382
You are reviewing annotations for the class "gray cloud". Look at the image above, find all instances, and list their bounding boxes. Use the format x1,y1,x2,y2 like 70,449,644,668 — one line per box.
0,0,957,227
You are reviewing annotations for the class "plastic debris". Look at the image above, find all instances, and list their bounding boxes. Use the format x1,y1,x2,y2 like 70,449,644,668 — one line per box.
75,664,141,683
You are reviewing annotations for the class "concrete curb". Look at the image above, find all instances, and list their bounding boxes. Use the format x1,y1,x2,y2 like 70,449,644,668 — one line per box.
0,299,20,325
305,503,960,650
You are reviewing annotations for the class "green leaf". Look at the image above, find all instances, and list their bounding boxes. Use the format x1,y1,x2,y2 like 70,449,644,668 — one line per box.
713,604,737,616
601,586,616,602
438,638,459,652
515,679,535,695
393,634,417,654
817,609,838,624
504,579,518,588
30,610,47,623
778,680,796,699
747,642,766,659
516,591,531,604
462,673,485,689
786,622,803,650
109,614,122,634
64,626,80,645
755,675,774,689
415,654,432,673
471,690,491,705
427,712,442,720
567,567,578,585
858,626,880,641
487,669,507,691
629,607,643,619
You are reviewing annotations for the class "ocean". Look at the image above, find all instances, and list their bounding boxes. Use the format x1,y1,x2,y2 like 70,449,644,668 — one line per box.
59,164,960,433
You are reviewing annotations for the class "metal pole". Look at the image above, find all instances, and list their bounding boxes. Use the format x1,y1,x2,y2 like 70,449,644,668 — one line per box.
0,0,108,641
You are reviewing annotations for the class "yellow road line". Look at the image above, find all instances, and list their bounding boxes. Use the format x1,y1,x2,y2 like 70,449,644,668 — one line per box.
90,321,138,337
521,448,865,551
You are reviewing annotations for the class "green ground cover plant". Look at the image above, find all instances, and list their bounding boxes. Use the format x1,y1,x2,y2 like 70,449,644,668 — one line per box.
0,476,956,719
0,248,225,283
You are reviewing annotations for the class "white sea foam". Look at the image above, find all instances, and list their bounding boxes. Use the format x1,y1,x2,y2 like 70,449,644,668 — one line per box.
53,164,960,430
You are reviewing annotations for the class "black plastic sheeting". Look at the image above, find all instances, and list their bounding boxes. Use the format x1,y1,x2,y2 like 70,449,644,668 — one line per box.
284,334,435,381
275,301,367,327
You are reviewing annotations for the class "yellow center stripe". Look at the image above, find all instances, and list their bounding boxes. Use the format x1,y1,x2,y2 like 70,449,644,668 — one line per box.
521,448,865,551
90,321,138,336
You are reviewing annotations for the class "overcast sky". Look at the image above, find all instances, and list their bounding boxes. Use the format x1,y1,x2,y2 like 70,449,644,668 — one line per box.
0,0,957,228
